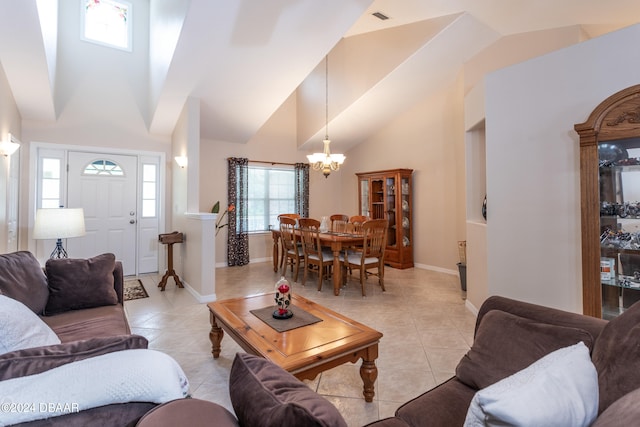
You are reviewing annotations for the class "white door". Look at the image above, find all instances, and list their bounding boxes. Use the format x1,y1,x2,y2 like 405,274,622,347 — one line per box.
67,152,138,275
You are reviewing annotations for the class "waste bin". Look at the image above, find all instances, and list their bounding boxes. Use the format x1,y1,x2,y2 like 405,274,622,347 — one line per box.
457,241,467,292
457,262,467,292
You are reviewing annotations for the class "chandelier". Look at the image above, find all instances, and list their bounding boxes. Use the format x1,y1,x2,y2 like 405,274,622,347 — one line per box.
307,55,345,178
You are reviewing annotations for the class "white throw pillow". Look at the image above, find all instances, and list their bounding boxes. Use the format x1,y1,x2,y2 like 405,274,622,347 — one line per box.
0,295,61,354
464,341,598,427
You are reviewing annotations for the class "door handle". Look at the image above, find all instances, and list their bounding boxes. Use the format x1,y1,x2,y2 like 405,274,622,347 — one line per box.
130,219,136,224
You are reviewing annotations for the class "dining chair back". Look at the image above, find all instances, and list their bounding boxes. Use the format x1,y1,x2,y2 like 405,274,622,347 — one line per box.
279,216,303,282
349,215,369,234
298,218,333,291
275,213,299,270
278,213,300,221
342,219,388,296
330,214,349,233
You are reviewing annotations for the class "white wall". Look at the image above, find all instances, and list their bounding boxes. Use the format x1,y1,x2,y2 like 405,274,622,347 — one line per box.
484,24,640,313
0,64,22,253
171,97,216,299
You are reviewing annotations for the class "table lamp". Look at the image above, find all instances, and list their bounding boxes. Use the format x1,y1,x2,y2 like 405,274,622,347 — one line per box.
33,208,86,259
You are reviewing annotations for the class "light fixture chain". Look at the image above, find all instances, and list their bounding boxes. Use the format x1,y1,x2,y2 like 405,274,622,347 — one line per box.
306,53,344,178
325,55,329,140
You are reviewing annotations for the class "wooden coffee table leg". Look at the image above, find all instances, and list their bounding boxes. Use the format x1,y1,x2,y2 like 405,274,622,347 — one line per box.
360,346,379,402
209,312,224,358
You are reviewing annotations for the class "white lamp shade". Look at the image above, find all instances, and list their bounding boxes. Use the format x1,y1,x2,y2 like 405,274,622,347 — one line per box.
330,153,346,164
33,208,86,240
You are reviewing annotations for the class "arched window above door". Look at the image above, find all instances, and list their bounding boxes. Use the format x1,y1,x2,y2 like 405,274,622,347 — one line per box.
83,159,124,176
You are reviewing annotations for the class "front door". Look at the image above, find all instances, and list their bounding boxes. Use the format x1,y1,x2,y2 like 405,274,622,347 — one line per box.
67,152,138,275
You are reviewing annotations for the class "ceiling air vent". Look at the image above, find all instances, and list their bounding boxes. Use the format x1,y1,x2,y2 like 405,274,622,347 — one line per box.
372,12,389,20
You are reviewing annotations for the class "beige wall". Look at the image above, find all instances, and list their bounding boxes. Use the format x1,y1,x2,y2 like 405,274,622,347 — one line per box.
200,74,467,272
463,26,585,93
341,78,466,272
200,93,345,266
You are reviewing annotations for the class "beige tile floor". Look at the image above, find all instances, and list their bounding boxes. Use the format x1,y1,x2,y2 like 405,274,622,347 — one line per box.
124,262,477,426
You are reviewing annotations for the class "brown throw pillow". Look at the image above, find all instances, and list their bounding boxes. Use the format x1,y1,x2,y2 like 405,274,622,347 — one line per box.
591,300,640,413
229,353,347,427
44,253,118,315
456,310,594,390
0,251,49,314
0,334,148,380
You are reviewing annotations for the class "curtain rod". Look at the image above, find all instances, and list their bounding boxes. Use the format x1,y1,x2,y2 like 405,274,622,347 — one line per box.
248,160,298,166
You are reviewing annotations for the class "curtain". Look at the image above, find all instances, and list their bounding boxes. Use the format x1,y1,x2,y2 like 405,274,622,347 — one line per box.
227,157,249,266
294,163,309,218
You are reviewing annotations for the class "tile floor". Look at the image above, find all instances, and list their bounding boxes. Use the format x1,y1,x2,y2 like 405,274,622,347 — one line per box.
124,262,477,426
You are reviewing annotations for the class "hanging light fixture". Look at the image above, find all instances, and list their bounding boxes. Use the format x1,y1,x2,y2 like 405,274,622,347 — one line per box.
307,55,345,178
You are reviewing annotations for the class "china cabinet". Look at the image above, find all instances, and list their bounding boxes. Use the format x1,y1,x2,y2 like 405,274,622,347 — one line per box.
576,84,640,318
357,169,413,269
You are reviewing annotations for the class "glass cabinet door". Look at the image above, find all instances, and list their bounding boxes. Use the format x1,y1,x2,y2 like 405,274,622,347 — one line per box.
360,179,370,218
401,176,411,248
599,138,640,319
386,176,396,247
371,179,384,219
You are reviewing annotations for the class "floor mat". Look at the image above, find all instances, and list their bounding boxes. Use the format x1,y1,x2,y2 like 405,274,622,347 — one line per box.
124,279,149,301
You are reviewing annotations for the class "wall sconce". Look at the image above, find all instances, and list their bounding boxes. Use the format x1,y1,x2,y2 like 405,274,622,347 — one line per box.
175,156,187,168
0,133,20,157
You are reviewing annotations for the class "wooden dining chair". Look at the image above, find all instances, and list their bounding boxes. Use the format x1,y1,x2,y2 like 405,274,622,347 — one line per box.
298,218,334,291
349,215,369,234
342,219,388,296
279,216,304,282
277,213,300,269
330,214,349,233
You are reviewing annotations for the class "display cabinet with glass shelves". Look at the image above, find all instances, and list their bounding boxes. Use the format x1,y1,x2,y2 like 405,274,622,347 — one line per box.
576,84,640,318
357,169,413,269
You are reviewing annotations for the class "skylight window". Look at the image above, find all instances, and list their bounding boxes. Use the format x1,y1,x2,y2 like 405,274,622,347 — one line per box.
81,0,132,51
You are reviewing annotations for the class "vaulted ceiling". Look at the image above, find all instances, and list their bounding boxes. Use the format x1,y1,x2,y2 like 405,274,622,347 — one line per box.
0,0,639,152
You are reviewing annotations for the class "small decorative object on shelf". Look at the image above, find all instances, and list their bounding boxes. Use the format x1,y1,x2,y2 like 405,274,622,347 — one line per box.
273,276,293,319
482,195,487,220
600,257,615,281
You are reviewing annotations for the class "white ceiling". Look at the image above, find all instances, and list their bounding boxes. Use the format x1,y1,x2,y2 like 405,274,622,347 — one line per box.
1,0,639,151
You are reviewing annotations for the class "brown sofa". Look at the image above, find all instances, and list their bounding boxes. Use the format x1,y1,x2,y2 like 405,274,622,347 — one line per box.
154,295,623,427
367,295,640,426
0,251,156,427
129,295,640,426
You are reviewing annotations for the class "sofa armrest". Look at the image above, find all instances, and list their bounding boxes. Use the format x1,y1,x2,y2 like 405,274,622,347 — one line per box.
113,261,124,304
476,296,607,341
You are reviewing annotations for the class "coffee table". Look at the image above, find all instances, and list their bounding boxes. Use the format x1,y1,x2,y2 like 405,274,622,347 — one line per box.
207,293,383,402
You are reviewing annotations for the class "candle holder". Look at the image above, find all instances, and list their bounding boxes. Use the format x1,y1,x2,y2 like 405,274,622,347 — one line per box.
273,276,293,319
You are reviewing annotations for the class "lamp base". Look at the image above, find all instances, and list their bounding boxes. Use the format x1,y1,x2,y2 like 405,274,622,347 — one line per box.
49,239,68,259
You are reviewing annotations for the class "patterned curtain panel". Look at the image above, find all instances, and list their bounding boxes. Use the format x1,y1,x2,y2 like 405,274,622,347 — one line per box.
295,163,310,218
227,157,249,266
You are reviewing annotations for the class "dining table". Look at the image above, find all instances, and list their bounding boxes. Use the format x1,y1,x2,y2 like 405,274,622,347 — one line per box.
270,228,364,296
